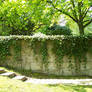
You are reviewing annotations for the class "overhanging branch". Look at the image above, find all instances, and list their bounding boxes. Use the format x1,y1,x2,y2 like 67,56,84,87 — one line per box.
84,19,92,28
83,19,91,23
33,24,45,31
70,0,78,21
82,7,91,20
47,0,77,22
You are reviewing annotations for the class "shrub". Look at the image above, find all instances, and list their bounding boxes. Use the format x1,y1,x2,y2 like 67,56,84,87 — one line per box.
0,0,35,35
47,23,72,35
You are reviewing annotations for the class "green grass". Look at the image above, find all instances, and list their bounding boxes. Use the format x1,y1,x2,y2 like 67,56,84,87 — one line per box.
0,76,92,92
0,66,92,92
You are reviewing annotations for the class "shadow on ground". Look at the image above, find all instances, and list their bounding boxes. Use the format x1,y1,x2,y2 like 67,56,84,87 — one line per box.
48,84,92,92
1,65,92,79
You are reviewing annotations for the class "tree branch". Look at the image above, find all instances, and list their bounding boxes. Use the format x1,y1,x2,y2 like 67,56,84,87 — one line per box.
83,19,91,23
47,0,77,22
82,7,90,20
78,2,83,21
33,24,45,31
84,19,92,28
70,0,78,21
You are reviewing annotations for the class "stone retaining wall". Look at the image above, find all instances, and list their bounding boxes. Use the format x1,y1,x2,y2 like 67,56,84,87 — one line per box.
0,36,92,76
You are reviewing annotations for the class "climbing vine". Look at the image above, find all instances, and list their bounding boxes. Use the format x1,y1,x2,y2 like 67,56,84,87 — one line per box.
52,36,92,72
0,39,11,61
12,39,22,61
40,40,49,70
29,38,49,70
52,40,64,72
0,37,22,65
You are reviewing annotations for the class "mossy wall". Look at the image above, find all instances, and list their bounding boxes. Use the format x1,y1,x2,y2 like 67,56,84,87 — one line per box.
0,36,92,76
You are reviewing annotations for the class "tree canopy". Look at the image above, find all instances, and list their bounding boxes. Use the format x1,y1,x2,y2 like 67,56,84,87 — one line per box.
45,0,92,35
0,0,56,35
0,0,92,35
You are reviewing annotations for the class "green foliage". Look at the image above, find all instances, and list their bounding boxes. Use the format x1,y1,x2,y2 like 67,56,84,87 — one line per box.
0,37,21,63
52,40,64,70
0,0,35,35
0,0,91,35
37,23,72,35
29,38,49,69
66,17,92,36
0,39,11,61
47,23,72,35
0,0,56,35
12,40,22,61
40,40,49,69
46,0,92,35
52,36,89,71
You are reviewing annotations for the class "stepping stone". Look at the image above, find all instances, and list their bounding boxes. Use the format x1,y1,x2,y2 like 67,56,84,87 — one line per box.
0,72,16,78
13,76,27,81
0,69,6,74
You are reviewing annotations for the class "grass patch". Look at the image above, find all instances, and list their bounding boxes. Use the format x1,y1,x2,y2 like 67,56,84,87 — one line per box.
0,76,92,92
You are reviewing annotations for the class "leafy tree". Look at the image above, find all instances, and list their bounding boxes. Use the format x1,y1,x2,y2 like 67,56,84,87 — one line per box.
28,0,58,33
0,0,35,35
45,0,92,35
66,16,92,35
0,0,55,35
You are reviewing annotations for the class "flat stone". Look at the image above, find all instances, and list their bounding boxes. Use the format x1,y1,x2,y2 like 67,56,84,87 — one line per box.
0,72,16,78
13,76,27,81
0,69,6,74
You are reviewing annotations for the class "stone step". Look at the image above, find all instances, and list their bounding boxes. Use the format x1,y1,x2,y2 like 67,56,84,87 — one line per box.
0,72,16,78
0,69,6,74
13,76,28,81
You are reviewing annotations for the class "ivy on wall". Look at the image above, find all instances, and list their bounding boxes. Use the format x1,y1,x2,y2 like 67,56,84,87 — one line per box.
0,39,11,61
29,38,49,70
52,37,90,72
40,40,49,70
0,37,22,64
12,40,22,61
0,36,92,72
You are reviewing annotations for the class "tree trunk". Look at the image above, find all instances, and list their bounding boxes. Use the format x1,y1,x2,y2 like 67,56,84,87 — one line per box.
78,23,84,36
